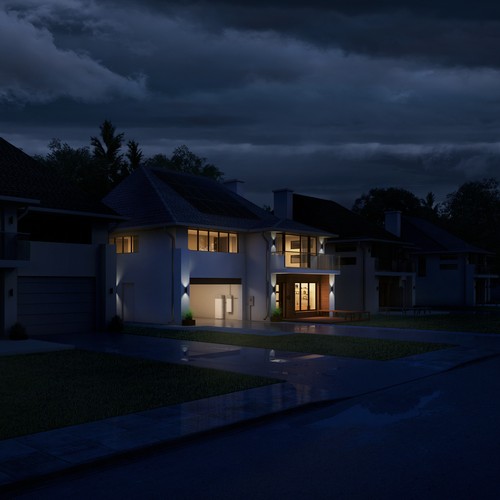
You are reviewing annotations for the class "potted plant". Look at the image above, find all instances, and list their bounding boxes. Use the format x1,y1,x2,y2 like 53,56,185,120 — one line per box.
182,310,196,326
270,307,282,322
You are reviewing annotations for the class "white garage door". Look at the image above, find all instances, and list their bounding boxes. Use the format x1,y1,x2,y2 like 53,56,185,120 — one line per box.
18,277,96,335
190,283,242,320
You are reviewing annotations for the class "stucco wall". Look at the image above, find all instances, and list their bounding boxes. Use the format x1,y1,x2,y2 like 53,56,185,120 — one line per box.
115,229,172,324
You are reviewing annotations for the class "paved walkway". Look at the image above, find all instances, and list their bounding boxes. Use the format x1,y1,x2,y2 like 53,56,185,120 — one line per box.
2,320,500,491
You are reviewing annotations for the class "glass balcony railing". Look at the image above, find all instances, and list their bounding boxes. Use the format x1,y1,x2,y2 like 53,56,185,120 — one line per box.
271,251,340,270
0,232,30,261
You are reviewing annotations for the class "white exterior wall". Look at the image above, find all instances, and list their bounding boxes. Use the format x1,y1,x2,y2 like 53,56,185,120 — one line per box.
415,255,473,306
115,229,173,324
245,233,269,320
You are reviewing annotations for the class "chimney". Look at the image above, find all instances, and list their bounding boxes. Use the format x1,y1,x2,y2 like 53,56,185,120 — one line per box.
223,179,245,197
273,188,294,219
385,211,401,237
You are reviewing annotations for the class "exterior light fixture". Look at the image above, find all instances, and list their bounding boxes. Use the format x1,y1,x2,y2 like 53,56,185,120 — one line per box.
272,285,276,293
184,286,189,294
330,285,334,293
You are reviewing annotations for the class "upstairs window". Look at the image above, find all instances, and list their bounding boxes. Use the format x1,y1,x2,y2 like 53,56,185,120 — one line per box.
109,235,139,254
188,229,239,253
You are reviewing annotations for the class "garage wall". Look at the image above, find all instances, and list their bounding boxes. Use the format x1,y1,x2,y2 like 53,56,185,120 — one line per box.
18,277,96,335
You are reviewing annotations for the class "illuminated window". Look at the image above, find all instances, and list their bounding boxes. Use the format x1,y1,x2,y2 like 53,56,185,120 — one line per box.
294,282,317,311
187,229,238,253
278,233,317,268
109,235,139,254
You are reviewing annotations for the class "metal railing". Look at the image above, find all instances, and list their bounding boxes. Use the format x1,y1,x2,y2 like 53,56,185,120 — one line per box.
271,251,340,270
0,232,30,261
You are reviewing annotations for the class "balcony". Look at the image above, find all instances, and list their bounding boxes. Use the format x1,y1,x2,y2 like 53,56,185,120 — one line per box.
271,251,340,271
0,232,30,263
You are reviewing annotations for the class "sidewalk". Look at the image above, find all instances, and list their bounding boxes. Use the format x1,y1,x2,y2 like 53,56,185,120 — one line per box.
2,321,500,491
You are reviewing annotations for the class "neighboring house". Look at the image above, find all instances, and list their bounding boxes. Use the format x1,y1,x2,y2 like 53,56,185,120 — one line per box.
103,169,339,324
385,211,498,307
0,138,118,336
276,191,415,313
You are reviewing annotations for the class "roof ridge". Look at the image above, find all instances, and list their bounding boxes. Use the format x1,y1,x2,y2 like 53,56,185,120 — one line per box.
141,167,179,224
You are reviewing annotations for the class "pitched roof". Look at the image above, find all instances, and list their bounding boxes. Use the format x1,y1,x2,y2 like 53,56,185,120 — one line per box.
104,167,331,235
401,216,490,254
0,137,116,217
292,193,402,243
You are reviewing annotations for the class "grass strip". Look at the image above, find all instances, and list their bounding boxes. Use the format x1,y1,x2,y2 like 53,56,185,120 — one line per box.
127,326,453,361
350,313,500,334
0,349,279,440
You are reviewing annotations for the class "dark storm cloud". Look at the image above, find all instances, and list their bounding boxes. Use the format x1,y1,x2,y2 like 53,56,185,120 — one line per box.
2,0,500,208
123,0,500,68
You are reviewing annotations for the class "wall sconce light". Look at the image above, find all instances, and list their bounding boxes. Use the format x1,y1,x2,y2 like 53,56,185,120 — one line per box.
109,287,114,295
271,238,276,246
272,285,276,293
9,288,14,297
330,285,334,293
184,286,189,294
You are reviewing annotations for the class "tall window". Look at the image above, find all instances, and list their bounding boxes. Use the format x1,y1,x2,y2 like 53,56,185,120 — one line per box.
188,229,239,253
294,282,317,311
275,234,317,268
109,235,139,254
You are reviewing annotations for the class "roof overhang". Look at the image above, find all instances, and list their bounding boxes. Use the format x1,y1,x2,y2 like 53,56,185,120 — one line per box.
0,195,40,206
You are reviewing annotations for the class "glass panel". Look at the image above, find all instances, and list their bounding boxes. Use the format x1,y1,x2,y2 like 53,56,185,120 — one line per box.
286,234,300,251
116,237,123,254
198,231,209,251
310,237,317,255
123,236,132,253
309,283,316,310
188,229,198,250
209,231,218,252
229,233,238,253
275,234,283,253
132,236,139,253
275,284,280,310
294,283,300,311
301,283,309,310
218,232,229,252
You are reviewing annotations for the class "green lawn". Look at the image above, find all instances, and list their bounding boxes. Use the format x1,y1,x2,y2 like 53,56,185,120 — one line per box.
127,326,453,361
0,350,279,440
350,312,500,334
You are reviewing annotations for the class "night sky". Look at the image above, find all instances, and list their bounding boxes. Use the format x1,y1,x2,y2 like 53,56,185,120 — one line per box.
2,1,500,208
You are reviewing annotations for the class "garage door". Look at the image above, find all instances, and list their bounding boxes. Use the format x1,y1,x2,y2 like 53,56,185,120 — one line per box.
18,277,96,335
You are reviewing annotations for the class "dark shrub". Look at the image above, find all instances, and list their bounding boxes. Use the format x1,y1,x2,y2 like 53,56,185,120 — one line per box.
9,322,28,340
107,315,124,333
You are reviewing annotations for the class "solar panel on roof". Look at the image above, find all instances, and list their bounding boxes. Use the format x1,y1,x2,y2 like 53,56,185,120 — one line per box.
153,170,259,220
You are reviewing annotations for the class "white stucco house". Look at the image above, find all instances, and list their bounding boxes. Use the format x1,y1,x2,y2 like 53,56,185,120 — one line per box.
0,138,118,336
385,211,497,307
103,168,340,324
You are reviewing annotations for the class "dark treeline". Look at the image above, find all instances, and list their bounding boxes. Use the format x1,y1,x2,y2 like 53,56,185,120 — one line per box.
35,120,500,263
35,120,224,200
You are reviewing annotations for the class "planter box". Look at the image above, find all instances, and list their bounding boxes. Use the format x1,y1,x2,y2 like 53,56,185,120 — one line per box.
182,319,196,326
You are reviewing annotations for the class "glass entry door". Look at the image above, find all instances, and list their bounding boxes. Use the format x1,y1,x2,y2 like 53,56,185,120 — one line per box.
294,282,317,312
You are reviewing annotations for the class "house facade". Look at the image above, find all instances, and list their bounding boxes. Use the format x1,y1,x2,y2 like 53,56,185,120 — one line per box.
0,138,117,336
277,191,416,313
104,170,339,324
385,211,497,307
